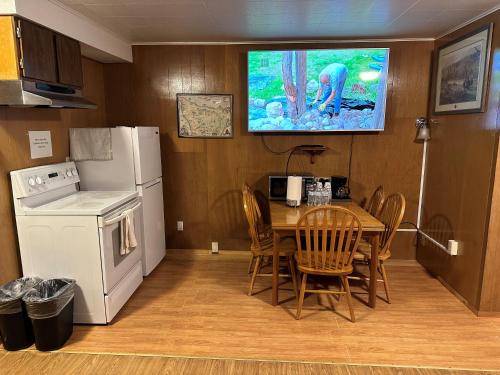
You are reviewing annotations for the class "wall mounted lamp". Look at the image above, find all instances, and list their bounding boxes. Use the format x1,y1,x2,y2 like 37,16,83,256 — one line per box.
415,117,439,142
415,117,430,141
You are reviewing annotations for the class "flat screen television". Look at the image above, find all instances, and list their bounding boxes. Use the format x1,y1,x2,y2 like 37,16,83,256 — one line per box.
248,48,390,132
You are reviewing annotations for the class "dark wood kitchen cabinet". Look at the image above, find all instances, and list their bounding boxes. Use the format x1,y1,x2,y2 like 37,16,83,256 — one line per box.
14,17,83,88
55,34,83,88
17,18,58,83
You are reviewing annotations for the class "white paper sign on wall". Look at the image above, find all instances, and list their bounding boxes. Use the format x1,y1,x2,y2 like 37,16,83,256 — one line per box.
28,131,53,159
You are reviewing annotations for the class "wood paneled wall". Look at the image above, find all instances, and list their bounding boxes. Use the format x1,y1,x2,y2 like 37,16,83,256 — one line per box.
104,41,434,258
0,57,107,285
417,10,500,313
481,133,500,314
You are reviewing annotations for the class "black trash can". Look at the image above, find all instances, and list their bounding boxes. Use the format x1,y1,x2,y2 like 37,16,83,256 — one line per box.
0,277,42,351
22,279,76,351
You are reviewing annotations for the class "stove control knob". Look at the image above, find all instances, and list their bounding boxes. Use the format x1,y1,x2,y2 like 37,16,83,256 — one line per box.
35,176,42,185
66,169,73,177
71,168,77,176
28,177,35,186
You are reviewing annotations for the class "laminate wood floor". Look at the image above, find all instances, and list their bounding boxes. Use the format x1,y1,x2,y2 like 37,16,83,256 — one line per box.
3,250,500,371
1,351,497,375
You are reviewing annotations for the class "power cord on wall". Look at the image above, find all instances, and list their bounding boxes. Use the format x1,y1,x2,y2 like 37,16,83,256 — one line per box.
260,134,354,179
261,135,300,176
261,135,297,155
285,148,300,176
401,221,418,230
400,221,419,248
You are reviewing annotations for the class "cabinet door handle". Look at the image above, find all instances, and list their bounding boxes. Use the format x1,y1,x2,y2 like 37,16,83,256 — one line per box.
16,20,26,76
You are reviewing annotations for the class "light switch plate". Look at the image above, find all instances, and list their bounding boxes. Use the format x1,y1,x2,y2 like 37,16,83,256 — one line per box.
177,221,183,231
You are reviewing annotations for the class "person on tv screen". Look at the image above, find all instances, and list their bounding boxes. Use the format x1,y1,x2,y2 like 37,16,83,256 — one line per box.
312,63,348,117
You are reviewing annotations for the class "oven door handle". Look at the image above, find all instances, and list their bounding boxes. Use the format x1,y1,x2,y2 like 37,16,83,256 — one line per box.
103,202,142,227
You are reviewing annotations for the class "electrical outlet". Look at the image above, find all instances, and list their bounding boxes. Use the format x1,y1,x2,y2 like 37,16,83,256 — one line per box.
177,221,183,231
211,242,219,254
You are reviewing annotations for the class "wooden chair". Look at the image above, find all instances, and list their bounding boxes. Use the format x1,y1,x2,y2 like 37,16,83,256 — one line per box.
294,206,363,322
359,186,385,247
242,183,298,298
242,183,271,274
353,193,406,303
365,185,385,218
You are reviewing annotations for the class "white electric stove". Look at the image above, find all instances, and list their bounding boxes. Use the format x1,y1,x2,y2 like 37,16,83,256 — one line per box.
28,191,139,216
11,161,144,324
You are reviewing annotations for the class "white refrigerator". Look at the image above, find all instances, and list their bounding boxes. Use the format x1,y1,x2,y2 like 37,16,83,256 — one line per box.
76,126,166,276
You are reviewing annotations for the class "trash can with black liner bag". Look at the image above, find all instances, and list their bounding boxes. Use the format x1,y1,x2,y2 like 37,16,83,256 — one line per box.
23,279,76,351
0,277,41,350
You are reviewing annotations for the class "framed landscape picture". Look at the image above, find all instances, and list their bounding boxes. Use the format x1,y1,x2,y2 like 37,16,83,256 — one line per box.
177,94,233,138
434,24,493,115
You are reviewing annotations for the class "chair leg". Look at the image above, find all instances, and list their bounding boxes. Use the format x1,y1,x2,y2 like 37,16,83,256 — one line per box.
296,273,308,320
248,256,262,296
338,280,344,302
288,256,298,299
247,255,255,274
341,276,355,323
379,261,391,304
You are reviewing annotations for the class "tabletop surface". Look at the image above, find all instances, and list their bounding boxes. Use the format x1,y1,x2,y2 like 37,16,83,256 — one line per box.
269,201,385,232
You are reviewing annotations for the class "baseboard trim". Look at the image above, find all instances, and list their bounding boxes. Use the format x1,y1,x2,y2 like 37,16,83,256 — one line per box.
435,276,480,316
384,259,420,267
166,248,418,262
167,248,249,256
477,310,500,317
436,278,500,317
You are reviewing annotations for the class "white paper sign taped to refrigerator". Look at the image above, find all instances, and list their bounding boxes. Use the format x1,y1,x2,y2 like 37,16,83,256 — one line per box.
28,131,53,159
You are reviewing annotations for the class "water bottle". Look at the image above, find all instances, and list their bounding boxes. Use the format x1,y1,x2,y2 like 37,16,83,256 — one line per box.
307,184,315,206
324,182,332,205
314,182,320,206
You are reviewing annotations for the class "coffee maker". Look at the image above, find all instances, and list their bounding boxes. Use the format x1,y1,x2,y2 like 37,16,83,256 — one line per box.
331,176,351,200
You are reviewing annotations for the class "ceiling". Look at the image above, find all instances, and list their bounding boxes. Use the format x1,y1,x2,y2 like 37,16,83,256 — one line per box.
58,0,500,43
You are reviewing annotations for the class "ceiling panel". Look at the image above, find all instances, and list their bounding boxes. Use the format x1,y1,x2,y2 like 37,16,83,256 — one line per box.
57,0,499,42
411,0,499,12
81,2,206,18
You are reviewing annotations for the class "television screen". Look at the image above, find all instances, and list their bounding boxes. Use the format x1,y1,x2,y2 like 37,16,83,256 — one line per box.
248,48,390,132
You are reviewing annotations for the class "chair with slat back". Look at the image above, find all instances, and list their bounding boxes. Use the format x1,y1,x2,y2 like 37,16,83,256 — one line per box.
242,183,298,298
354,193,406,303
242,183,267,248
365,185,385,218
242,183,266,274
295,206,363,322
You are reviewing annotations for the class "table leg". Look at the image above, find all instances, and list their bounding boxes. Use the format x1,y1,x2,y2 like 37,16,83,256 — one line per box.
272,231,279,306
369,233,380,308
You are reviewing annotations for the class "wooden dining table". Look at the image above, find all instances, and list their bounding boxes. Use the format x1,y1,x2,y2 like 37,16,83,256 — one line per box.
269,200,385,308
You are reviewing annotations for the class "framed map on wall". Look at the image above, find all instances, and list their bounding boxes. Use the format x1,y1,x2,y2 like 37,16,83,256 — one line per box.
177,94,233,138
434,24,493,115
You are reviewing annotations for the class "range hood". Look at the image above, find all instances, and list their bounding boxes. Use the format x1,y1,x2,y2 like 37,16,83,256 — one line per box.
0,80,96,109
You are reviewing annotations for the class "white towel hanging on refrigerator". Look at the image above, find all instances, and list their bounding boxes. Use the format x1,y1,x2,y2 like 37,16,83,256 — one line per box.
70,128,112,161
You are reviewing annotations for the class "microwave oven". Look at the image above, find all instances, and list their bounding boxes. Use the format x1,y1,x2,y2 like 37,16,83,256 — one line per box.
269,175,351,201
268,176,315,201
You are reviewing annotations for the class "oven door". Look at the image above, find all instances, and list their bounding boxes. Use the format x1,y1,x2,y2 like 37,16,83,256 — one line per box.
98,199,143,294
